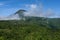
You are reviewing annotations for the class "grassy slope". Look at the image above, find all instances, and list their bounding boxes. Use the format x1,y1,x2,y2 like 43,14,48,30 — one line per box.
0,18,60,40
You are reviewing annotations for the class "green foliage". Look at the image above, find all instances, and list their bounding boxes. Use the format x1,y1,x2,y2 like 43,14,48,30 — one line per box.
0,17,60,40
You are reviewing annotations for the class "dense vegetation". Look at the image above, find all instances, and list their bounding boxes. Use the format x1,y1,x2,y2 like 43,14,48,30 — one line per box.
0,17,60,40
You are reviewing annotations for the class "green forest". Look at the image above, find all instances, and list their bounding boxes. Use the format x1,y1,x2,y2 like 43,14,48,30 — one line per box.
0,17,60,40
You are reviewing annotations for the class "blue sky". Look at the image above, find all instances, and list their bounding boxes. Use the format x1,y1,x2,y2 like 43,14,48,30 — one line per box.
0,0,60,18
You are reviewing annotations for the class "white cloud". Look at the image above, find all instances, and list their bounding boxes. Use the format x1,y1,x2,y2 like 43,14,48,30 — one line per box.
24,4,44,17
0,14,20,20
45,8,55,18
25,3,56,18
30,4,37,9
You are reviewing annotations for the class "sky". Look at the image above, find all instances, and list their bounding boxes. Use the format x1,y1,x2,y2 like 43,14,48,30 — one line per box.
0,0,60,18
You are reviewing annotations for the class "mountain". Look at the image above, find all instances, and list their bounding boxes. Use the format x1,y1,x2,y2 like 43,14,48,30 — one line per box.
48,18,60,29
0,9,26,20
0,16,60,40
0,9,60,40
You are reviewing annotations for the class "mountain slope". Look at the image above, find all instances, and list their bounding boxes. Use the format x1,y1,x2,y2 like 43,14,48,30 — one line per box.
0,17,60,40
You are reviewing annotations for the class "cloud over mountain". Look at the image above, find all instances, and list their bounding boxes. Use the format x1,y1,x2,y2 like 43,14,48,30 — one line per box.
24,3,56,18
24,4,44,17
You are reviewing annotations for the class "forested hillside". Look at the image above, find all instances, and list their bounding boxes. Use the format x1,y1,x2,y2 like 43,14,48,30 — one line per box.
0,17,60,40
